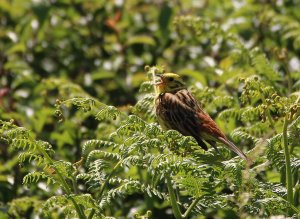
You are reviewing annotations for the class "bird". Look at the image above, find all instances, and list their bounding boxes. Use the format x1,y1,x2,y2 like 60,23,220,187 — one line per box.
154,73,250,162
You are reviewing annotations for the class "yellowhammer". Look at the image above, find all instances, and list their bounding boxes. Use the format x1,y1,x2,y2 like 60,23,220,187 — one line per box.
155,73,250,162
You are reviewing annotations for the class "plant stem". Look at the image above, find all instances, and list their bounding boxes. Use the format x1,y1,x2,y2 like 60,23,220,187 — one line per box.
294,183,299,207
260,91,276,133
72,175,79,194
39,148,72,194
266,111,276,133
89,160,123,219
274,194,300,215
69,196,87,219
88,209,95,219
282,115,293,213
182,198,201,218
166,176,182,219
39,148,86,219
143,171,154,211
150,67,158,95
282,62,292,95
97,159,122,200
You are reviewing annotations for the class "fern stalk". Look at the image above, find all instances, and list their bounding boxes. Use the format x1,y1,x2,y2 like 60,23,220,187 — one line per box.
282,114,293,213
71,175,79,194
294,184,299,207
166,176,182,219
282,63,292,95
88,160,123,219
38,148,71,194
97,159,122,199
286,70,293,94
182,198,201,218
150,67,158,95
69,196,87,219
259,89,276,133
87,211,94,219
38,147,87,219
143,171,154,211
273,193,300,215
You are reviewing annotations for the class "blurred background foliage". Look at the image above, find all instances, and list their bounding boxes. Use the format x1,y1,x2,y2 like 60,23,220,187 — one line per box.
1,0,300,218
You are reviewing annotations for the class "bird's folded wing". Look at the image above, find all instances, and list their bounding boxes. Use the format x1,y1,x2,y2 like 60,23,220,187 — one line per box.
161,93,208,150
197,111,226,140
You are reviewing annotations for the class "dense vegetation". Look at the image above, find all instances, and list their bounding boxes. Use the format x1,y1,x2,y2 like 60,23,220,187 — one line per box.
1,1,300,218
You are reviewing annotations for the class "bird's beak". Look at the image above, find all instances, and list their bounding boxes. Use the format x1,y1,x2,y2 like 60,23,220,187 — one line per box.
154,74,164,85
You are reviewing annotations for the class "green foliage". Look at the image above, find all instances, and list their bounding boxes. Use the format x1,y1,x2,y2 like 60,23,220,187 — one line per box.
8,197,42,218
1,1,300,218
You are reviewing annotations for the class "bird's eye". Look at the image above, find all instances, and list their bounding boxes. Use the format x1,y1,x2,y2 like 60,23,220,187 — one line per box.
169,77,174,81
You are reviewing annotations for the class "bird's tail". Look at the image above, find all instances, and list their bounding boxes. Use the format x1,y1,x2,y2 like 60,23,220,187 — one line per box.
218,137,252,164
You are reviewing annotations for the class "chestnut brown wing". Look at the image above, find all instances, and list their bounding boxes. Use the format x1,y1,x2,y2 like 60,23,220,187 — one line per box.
196,103,249,161
197,110,227,140
175,89,226,140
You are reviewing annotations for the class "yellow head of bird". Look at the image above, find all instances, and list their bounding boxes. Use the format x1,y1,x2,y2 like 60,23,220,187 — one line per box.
155,73,186,93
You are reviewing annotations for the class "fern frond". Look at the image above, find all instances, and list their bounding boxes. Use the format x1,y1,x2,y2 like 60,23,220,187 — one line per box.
23,171,56,185
71,194,98,211
218,108,244,121
133,94,156,121
266,133,285,168
114,115,147,138
223,160,243,186
89,159,111,174
42,78,88,98
144,123,163,137
77,161,107,191
95,106,120,121
62,97,96,112
50,161,75,180
18,152,44,165
210,96,235,109
3,126,30,139
139,81,154,93
248,181,299,216
264,8,300,50
121,155,142,167
82,140,119,157
11,139,54,156
290,158,300,173
8,196,42,218
38,141,55,153
42,195,69,217
241,106,260,122
87,150,121,165
99,178,166,210
151,154,187,177
11,139,37,151
250,48,281,81
288,115,300,146
238,122,270,137
174,173,211,198
231,129,259,144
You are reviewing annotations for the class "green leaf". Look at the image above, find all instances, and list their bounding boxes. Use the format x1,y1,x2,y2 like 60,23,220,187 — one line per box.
6,42,26,54
91,71,116,80
127,35,156,46
158,4,172,38
179,69,207,86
